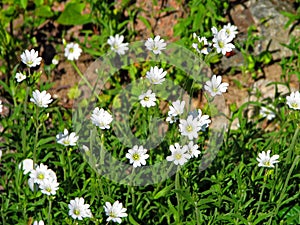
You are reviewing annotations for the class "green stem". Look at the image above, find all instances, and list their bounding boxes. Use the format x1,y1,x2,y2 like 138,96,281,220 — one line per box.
48,196,52,225
131,168,136,208
67,148,73,178
24,83,30,114
175,166,182,224
255,172,267,216
286,126,299,163
70,60,99,100
33,107,40,166
195,202,200,225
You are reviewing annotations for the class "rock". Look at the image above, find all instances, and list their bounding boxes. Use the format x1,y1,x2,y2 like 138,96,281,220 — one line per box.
231,0,300,61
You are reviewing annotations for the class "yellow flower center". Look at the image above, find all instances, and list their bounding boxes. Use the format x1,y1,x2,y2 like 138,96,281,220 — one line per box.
70,48,74,53
144,96,149,101
263,161,271,167
291,103,298,108
175,153,182,160
133,153,140,160
37,173,44,180
218,40,224,48
109,212,117,218
186,125,193,132
74,209,80,215
63,139,70,145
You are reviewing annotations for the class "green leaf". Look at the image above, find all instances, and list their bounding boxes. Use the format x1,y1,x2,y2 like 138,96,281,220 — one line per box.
56,2,92,25
20,0,28,9
173,189,195,205
35,5,53,18
37,137,56,148
137,16,152,31
167,199,179,222
153,184,174,199
128,214,140,225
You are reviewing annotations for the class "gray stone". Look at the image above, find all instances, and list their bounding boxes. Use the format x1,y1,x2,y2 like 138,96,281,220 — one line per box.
248,0,300,60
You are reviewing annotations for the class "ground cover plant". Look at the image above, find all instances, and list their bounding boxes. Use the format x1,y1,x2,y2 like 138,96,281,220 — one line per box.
0,0,299,224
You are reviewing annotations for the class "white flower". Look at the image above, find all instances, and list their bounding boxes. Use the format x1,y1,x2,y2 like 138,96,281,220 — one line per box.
192,33,212,55
125,145,149,168
139,90,156,108
39,178,59,195
196,109,211,130
15,72,26,82
19,158,34,175
0,100,2,113
68,197,92,220
286,91,300,110
33,220,44,225
104,200,128,224
260,106,276,120
90,107,113,129
145,35,167,54
166,143,191,165
64,42,82,60
52,58,59,65
56,129,79,146
204,75,229,97
212,29,235,55
256,150,279,168
146,66,167,84
48,168,57,181
179,115,201,140
166,100,185,123
28,178,36,191
223,23,238,42
184,141,200,158
20,49,42,67
107,34,129,55
29,163,50,185
211,26,219,37
30,90,53,108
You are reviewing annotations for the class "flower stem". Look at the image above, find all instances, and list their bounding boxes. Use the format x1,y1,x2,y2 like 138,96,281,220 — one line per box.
175,166,182,224
130,168,136,208
48,196,52,225
33,107,40,166
70,60,99,100
67,148,73,178
286,126,299,163
255,171,267,216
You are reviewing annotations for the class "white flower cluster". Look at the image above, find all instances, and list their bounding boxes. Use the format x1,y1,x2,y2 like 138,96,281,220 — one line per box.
91,107,113,129
164,100,210,165
166,100,211,140
166,142,200,165
107,34,167,56
56,128,79,146
19,159,59,196
192,23,238,56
